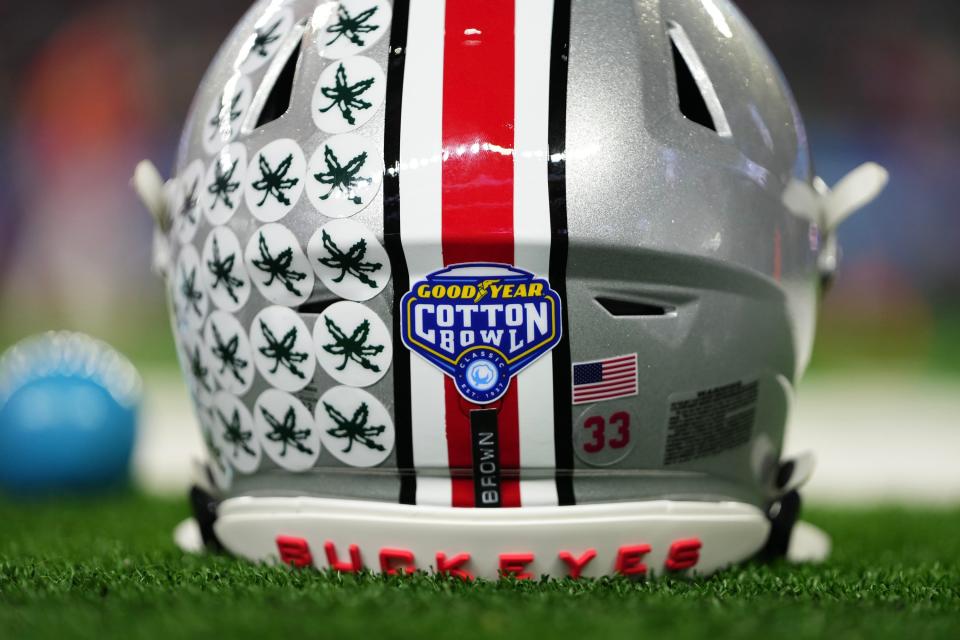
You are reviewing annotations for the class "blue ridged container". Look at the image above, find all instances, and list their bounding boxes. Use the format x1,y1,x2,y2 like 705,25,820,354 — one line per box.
0,333,142,495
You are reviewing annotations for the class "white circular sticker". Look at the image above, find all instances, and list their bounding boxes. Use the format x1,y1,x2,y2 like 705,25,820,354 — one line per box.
307,219,390,301
170,283,190,337
205,311,255,396
212,391,261,474
305,133,383,218
245,138,306,223
181,334,216,408
315,386,394,467
316,0,392,60
174,160,205,244
311,56,386,134
250,306,317,392
200,409,234,490
253,389,321,472
573,406,638,468
204,143,248,226
239,8,296,74
203,75,254,154
244,223,315,307
164,178,183,241
313,301,392,387
174,245,209,332
201,227,251,312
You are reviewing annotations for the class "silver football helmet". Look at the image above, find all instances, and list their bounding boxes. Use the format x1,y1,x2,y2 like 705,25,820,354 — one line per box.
138,0,886,578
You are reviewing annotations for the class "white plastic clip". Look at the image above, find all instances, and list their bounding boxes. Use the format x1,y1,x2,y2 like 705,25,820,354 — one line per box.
816,162,889,279
133,160,171,232
133,160,174,277
779,451,817,495
820,162,889,232
788,521,832,564
174,518,205,554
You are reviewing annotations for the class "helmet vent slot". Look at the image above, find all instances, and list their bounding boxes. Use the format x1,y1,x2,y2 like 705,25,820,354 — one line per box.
667,22,732,137
297,296,337,316
596,297,674,318
254,38,303,129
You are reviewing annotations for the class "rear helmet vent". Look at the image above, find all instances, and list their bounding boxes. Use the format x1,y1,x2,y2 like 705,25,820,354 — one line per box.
667,22,732,137
254,38,303,129
596,297,674,318
297,296,337,316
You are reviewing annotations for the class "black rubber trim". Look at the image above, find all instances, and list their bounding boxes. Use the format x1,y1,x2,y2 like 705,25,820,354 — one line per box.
757,490,801,562
189,485,224,553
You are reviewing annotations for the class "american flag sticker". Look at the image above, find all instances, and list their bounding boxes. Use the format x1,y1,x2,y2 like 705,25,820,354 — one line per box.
571,354,639,405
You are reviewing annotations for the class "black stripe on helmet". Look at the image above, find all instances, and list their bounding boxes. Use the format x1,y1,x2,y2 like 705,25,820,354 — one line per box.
548,0,575,507
383,0,416,506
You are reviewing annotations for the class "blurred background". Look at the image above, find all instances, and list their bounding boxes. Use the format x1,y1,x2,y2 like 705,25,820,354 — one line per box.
0,0,957,501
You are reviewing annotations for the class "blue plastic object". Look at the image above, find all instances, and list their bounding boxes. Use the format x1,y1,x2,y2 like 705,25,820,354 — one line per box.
0,333,141,495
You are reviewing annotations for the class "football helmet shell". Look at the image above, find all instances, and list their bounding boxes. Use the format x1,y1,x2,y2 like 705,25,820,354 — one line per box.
140,0,885,578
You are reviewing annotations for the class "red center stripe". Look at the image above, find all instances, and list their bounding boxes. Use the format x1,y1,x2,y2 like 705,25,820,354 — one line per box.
441,0,521,508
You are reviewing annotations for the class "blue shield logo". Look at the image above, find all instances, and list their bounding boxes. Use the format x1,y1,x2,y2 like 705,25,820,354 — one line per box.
400,264,563,404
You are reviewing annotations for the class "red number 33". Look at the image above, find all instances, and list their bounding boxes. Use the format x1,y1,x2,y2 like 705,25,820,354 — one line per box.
582,412,631,454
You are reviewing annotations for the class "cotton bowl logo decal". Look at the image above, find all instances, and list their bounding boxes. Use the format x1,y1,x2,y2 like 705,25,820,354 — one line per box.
401,264,562,404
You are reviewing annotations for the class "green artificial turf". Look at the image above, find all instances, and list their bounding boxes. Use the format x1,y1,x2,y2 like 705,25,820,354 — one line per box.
0,495,958,640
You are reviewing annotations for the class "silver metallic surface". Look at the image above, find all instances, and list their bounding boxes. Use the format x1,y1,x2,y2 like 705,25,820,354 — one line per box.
563,0,817,505
163,0,821,509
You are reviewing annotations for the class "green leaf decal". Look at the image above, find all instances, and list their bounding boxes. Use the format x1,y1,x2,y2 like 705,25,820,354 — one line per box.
208,91,244,140
322,316,384,372
257,320,309,380
323,400,386,454
179,266,204,317
180,178,200,225
217,408,255,457
188,344,212,393
318,63,375,126
325,5,380,48
252,18,283,58
317,229,382,288
206,237,245,304
251,233,308,296
313,146,372,205
261,405,314,457
208,159,241,210
209,322,249,385
251,153,300,207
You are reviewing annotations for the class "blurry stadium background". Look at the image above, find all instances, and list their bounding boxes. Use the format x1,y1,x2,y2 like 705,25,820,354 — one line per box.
0,0,957,503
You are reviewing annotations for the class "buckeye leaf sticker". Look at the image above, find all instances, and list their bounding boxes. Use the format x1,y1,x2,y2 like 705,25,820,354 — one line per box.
313,301,392,388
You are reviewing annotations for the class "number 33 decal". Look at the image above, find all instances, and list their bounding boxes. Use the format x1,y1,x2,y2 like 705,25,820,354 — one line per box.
583,412,631,453
574,409,637,466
